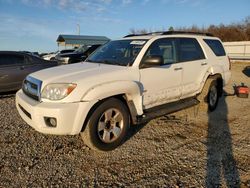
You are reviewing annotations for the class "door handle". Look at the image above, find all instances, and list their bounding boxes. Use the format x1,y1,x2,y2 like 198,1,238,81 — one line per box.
201,62,207,66
174,67,183,71
20,66,25,70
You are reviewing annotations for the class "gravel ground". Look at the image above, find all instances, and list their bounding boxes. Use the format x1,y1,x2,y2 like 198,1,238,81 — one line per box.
0,62,249,187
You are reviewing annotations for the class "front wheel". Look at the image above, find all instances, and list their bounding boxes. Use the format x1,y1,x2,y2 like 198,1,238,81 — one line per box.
81,98,130,151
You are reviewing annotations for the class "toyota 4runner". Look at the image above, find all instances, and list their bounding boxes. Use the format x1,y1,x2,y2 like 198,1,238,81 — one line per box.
16,31,231,151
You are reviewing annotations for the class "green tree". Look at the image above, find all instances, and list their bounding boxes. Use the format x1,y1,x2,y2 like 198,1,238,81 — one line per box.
168,26,174,31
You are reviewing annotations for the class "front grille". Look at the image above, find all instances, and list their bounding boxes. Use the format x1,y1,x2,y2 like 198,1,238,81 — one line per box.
22,76,42,101
23,87,39,101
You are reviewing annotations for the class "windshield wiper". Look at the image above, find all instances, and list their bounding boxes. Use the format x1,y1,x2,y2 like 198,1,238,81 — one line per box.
85,59,130,66
86,59,94,62
102,60,126,66
87,59,126,66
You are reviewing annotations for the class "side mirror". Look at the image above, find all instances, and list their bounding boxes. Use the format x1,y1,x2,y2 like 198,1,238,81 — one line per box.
140,55,164,68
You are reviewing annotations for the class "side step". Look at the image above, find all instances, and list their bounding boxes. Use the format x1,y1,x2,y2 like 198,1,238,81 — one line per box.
137,98,199,124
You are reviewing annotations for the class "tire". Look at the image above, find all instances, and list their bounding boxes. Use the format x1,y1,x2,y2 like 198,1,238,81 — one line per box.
197,78,219,112
81,98,130,151
207,80,219,111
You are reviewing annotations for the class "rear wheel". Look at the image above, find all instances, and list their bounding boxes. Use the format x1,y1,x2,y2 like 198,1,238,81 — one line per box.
198,78,219,112
207,82,219,111
81,98,130,151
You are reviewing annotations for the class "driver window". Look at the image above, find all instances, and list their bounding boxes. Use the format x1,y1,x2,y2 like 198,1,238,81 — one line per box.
144,38,177,65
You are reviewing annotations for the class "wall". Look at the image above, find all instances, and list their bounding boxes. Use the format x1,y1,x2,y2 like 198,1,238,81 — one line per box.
223,41,250,60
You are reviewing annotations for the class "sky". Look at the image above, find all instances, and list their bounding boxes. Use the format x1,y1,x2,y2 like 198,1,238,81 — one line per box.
0,0,249,53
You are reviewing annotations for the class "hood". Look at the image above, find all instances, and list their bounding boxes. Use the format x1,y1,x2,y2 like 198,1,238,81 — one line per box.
31,62,121,82
30,62,139,97
29,62,139,102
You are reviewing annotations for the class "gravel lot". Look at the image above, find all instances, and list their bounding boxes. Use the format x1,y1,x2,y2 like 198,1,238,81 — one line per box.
0,62,249,187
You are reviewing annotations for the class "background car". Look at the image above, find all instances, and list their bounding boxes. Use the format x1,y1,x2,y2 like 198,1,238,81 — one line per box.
21,51,40,57
56,44,101,64
42,49,76,61
0,51,58,93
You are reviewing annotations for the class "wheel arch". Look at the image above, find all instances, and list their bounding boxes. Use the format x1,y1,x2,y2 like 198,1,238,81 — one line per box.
199,65,224,96
80,94,139,132
80,80,144,132
207,74,223,97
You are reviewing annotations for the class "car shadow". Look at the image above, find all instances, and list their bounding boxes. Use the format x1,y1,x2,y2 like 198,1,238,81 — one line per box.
205,94,241,187
0,91,17,99
242,66,250,77
125,122,148,143
122,92,241,186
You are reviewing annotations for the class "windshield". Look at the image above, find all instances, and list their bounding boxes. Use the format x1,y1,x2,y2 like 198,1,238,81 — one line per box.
75,45,89,53
86,40,147,66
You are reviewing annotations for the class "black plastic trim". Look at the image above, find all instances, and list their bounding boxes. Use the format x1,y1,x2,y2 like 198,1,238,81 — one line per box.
137,98,199,124
18,104,32,119
124,31,214,38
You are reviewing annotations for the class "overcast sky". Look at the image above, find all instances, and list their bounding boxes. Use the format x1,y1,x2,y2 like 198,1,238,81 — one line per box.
0,0,249,53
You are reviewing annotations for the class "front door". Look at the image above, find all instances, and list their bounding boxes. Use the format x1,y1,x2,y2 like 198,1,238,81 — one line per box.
139,38,183,109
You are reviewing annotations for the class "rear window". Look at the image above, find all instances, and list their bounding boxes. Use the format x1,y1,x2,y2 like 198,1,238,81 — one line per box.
179,38,205,62
204,39,226,56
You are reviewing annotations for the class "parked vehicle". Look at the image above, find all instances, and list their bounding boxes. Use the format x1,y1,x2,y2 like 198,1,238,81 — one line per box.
42,49,75,61
16,31,231,151
0,51,58,93
21,51,40,57
55,44,101,64
42,52,57,60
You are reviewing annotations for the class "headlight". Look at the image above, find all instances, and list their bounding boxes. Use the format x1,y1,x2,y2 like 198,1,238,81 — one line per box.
41,83,77,101
63,57,69,63
56,56,69,64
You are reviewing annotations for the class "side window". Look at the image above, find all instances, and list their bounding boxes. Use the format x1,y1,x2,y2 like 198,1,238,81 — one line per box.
179,38,205,62
143,38,177,65
25,55,40,64
0,54,24,65
204,39,226,56
0,55,12,65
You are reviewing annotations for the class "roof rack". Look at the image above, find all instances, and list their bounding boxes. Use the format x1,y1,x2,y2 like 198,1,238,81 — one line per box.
123,34,145,38
123,31,213,38
123,32,164,38
162,31,214,36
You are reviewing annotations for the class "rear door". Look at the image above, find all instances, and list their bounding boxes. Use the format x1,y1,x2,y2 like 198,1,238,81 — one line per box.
177,38,207,98
0,53,26,92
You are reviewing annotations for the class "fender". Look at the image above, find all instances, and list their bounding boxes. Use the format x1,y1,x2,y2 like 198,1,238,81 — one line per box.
198,65,223,94
81,80,144,116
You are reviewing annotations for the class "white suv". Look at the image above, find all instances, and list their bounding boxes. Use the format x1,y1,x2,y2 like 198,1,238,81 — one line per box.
16,31,231,151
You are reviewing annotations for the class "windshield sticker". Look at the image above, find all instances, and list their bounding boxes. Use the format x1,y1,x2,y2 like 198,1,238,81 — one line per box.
130,41,146,45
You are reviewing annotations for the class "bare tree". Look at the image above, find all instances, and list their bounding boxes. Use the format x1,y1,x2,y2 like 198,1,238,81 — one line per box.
129,16,250,42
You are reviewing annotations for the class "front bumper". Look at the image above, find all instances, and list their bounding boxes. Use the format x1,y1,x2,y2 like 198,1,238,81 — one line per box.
16,90,93,135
